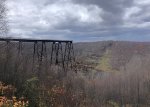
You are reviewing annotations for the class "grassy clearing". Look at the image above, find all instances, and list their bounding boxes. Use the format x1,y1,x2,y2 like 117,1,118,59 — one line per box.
96,50,113,72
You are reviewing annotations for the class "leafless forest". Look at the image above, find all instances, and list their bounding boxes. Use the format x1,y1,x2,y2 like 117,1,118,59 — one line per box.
0,41,150,107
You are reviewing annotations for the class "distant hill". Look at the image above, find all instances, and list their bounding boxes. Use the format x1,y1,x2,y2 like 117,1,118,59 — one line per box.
74,41,150,72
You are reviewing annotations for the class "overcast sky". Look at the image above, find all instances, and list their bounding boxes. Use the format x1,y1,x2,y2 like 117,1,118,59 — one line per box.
6,0,150,42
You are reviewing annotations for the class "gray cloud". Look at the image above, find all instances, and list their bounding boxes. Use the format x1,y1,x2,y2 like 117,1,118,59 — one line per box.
6,0,150,41
73,0,134,26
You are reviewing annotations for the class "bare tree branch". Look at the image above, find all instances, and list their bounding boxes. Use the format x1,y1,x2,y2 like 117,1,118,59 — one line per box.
0,0,8,37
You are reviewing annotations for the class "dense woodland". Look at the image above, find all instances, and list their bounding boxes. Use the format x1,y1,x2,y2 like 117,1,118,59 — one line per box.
0,41,150,107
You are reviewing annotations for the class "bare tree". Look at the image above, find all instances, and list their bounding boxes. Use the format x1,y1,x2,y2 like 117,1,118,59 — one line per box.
0,0,8,36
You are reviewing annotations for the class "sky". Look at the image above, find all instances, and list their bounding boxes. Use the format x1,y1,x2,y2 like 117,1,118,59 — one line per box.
6,0,150,42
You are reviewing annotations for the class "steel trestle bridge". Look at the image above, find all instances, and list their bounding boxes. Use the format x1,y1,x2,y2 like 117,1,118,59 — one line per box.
0,38,76,81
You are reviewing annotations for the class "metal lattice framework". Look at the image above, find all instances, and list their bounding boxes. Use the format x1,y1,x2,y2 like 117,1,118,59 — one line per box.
0,38,76,80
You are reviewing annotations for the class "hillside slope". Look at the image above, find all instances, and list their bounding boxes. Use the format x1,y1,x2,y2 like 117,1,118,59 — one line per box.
74,41,150,72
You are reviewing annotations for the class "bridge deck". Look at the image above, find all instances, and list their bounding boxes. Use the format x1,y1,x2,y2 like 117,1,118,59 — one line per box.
0,38,72,43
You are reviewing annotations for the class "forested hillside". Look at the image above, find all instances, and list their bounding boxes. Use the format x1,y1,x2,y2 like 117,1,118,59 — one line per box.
75,41,150,72
1,41,150,107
